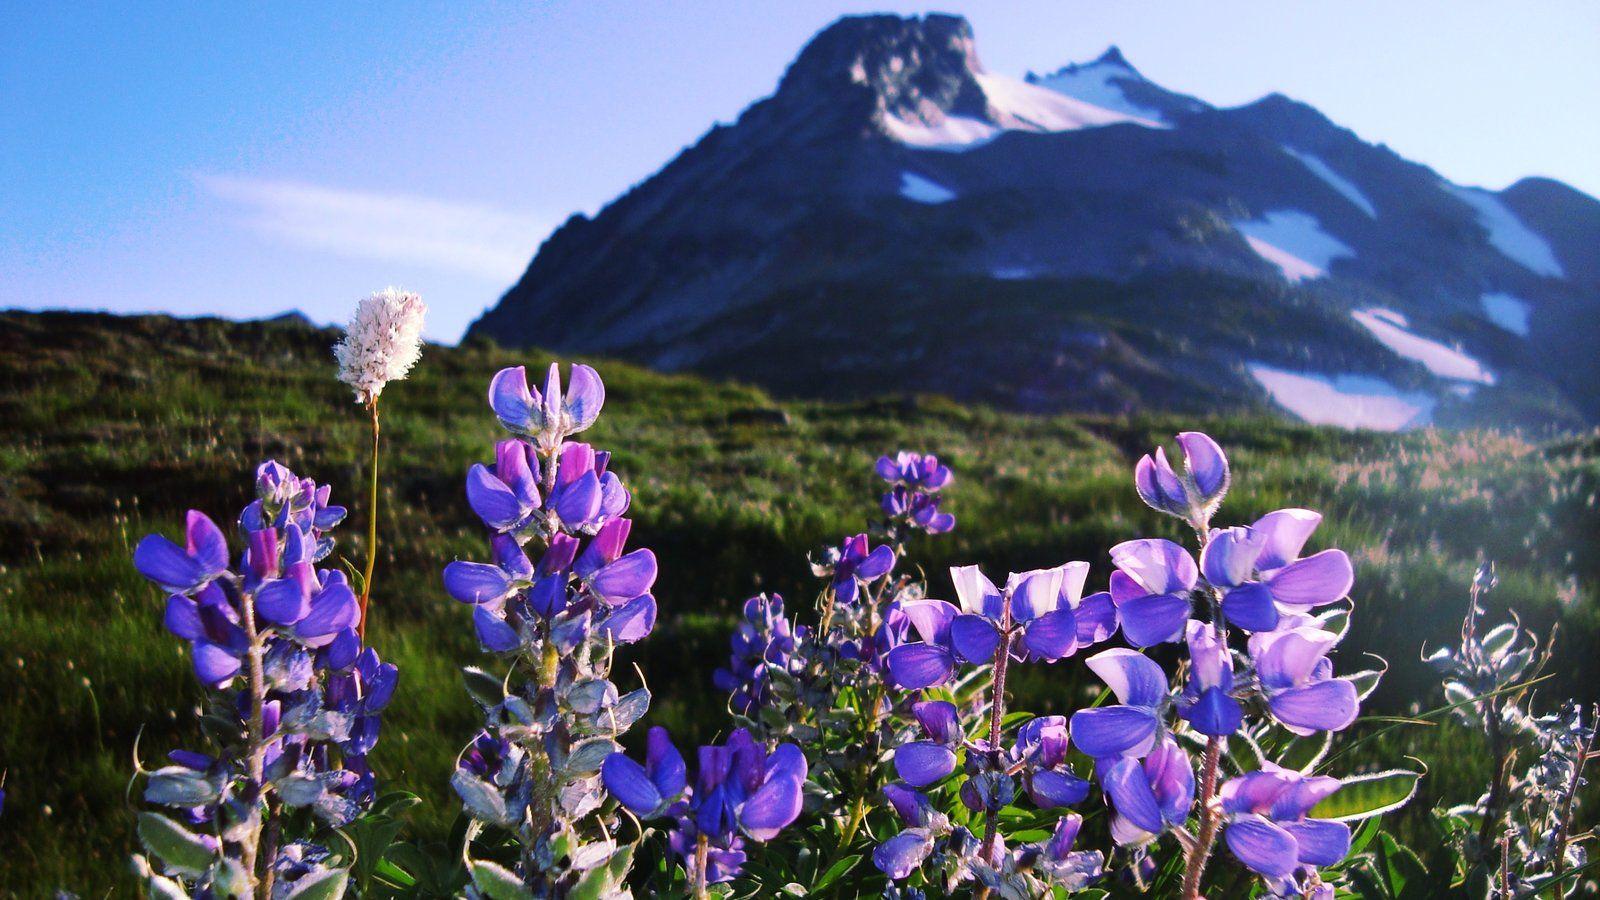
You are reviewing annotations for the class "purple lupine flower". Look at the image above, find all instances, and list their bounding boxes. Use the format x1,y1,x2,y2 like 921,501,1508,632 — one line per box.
893,700,964,787
602,727,807,883
134,510,230,594
1248,627,1359,735
1030,814,1105,888
1200,510,1353,633
488,362,605,452
1220,765,1349,882
820,533,896,605
1108,539,1197,647
465,440,542,533
873,783,942,880
713,594,802,715
1069,649,1169,759
1097,736,1194,842
1178,621,1242,736
1134,431,1229,521
1011,716,1091,808
877,451,953,491
882,487,956,534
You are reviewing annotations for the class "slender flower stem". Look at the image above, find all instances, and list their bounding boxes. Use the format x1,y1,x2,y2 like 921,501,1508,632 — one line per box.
693,833,710,899
980,603,1015,867
357,397,381,640
1549,704,1597,887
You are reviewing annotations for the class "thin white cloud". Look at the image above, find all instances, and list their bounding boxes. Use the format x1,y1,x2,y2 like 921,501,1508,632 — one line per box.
195,174,555,282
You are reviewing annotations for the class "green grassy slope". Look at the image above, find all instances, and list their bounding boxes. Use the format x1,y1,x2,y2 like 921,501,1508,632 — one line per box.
0,310,1595,894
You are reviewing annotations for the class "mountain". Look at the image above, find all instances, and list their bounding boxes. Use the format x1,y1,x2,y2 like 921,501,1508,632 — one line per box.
470,13,1600,430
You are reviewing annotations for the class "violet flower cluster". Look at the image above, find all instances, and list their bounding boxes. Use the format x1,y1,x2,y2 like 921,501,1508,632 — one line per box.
131,461,395,898
878,451,955,536
601,727,807,889
868,431,1393,898
442,363,654,897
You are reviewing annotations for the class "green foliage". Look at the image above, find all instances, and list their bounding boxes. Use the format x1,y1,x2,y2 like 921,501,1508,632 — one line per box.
0,311,1597,893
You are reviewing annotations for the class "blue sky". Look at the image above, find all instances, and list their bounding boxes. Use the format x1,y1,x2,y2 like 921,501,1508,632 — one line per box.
4,1,1597,342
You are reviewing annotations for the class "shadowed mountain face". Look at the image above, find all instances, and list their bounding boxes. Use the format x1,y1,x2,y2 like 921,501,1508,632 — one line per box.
471,13,1600,430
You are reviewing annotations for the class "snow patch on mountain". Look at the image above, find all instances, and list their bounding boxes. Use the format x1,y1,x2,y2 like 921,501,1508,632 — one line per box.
881,113,1002,150
1030,56,1169,126
1248,363,1435,430
900,172,956,204
1233,210,1353,282
1445,185,1564,278
883,70,1163,151
1480,292,1531,336
1283,146,1376,218
1351,308,1495,384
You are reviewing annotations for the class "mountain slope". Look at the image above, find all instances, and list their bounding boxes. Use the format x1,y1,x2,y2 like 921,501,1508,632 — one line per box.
471,13,1600,430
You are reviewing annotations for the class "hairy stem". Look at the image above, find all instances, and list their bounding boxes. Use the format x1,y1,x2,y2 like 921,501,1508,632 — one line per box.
240,589,269,897
1550,704,1598,887
693,833,710,900
357,398,381,640
1181,736,1224,900
980,603,1015,867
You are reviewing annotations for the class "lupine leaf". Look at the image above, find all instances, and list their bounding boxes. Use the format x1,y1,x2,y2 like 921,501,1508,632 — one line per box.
1310,769,1421,821
471,860,534,900
136,812,215,876
284,868,349,900
812,853,861,891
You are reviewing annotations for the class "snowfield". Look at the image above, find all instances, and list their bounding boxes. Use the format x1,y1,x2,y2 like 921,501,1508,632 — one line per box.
1031,57,1170,126
1249,363,1435,431
1444,185,1564,278
1480,292,1531,336
882,69,1163,151
1233,210,1354,282
899,171,957,204
1283,146,1377,218
1350,308,1495,385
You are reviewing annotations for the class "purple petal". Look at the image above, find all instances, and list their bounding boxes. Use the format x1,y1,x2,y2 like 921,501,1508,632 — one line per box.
740,771,804,840
442,561,514,605
1252,508,1322,570
590,549,657,605
297,581,358,639
563,364,605,431
1273,775,1344,821
528,574,568,618
765,742,808,785
465,464,524,530
134,534,206,592
902,598,957,646
894,742,957,787
1177,432,1228,498
1110,539,1197,596
1086,649,1168,708
1073,592,1118,645
1200,526,1264,588
887,643,955,690
1058,561,1091,606
1023,608,1078,661
1029,769,1091,808
1255,628,1339,688
551,471,602,526
874,829,934,881
1221,582,1279,632
1270,679,1359,735
645,727,686,798
1225,815,1299,878
1267,550,1353,609
601,753,662,814
184,511,229,576
1146,738,1195,823
489,366,538,432
192,641,242,686
541,362,563,426
950,565,1002,618
883,784,931,827
856,544,896,580
875,455,901,483
472,606,520,652
912,700,962,745
950,613,1000,664
1047,814,1084,858
1068,705,1158,759
1135,454,1180,514
1008,567,1065,622
1284,819,1351,866
601,593,656,643
1185,686,1243,737
254,578,309,625
163,596,204,641
1116,592,1191,647
1098,756,1165,834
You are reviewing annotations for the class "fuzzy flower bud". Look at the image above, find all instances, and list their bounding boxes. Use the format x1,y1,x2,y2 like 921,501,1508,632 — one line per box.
333,288,427,404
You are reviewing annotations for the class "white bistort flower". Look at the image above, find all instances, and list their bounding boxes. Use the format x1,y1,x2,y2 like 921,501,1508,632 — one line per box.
334,288,427,403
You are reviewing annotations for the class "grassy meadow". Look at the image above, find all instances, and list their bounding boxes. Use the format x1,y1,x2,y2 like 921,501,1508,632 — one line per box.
0,310,1596,895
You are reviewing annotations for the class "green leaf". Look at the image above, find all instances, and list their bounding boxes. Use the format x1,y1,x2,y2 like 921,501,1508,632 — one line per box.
471,860,534,900
137,812,215,876
284,868,350,900
1309,769,1421,821
1276,730,1331,773
812,853,861,892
